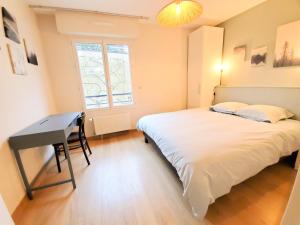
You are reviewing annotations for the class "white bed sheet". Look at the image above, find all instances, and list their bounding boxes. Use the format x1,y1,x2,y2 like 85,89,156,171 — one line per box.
137,108,300,219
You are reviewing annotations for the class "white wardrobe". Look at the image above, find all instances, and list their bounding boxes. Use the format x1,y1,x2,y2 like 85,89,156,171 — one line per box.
187,26,224,108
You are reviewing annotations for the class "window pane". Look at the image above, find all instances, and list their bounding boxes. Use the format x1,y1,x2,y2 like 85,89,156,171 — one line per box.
75,43,109,109
107,44,133,106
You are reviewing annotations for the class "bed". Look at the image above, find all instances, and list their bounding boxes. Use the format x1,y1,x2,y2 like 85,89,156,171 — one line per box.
136,86,300,219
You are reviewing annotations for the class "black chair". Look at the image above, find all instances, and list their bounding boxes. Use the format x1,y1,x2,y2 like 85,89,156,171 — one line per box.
53,112,92,173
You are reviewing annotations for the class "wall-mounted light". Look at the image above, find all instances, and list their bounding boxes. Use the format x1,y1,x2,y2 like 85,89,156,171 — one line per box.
215,63,229,74
215,63,229,86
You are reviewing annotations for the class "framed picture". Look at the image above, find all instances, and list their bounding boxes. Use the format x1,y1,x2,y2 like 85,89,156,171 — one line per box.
274,20,300,68
251,46,267,67
233,45,246,61
7,44,26,75
2,7,20,44
23,39,38,65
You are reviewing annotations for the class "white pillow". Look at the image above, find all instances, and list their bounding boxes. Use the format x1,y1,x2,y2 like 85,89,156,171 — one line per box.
210,102,248,114
235,105,294,123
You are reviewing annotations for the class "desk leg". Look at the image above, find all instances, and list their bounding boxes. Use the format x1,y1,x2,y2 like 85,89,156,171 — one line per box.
14,150,33,199
63,140,76,189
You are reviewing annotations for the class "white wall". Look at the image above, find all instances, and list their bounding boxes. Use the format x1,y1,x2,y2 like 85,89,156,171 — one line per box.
219,0,300,87
38,14,188,136
0,0,56,213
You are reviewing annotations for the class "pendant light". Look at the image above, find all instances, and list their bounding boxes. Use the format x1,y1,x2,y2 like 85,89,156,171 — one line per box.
157,0,203,27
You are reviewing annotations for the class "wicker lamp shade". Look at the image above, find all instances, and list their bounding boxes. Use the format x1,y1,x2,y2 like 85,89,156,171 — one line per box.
157,0,203,27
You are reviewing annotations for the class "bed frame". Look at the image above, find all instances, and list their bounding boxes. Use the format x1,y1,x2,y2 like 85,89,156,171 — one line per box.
144,86,300,169
144,132,180,177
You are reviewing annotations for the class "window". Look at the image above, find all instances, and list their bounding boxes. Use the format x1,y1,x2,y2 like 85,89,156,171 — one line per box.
75,42,133,109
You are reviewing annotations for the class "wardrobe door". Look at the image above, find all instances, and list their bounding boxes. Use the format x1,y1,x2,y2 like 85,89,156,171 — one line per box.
187,26,224,109
187,28,204,108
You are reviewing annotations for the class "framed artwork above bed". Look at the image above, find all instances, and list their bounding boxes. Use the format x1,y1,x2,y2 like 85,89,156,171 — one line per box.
2,7,21,44
233,45,246,61
274,20,300,68
251,46,267,67
23,39,38,66
7,44,26,75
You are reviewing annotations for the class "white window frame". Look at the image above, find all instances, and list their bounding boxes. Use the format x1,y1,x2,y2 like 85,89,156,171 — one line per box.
72,38,135,111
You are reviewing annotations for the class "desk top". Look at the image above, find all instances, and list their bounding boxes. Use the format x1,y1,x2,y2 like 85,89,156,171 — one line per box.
9,112,81,150
11,112,81,137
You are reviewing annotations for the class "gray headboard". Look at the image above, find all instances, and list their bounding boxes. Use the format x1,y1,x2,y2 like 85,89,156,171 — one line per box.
214,86,300,120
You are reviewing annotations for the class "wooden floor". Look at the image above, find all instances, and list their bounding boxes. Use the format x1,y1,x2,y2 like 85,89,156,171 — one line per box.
13,131,297,225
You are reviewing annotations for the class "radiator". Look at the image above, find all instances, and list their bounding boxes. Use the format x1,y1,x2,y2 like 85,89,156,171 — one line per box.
92,113,131,135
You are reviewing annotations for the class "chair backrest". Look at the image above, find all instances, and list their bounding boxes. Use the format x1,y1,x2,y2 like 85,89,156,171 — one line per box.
77,112,86,138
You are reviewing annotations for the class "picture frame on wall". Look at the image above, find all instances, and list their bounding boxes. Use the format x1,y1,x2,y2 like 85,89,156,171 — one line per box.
274,20,300,68
233,45,246,61
251,46,267,67
7,44,27,75
23,39,38,66
2,7,21,44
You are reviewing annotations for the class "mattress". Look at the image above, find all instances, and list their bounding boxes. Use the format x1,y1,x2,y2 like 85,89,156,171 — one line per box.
137,108,300,219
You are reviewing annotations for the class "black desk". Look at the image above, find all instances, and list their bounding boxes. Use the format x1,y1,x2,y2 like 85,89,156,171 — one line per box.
9,112,80,199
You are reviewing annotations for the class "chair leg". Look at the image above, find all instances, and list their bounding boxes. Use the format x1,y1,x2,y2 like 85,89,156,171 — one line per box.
80,138,90,165
63,145,67,159
85,138,92,155
54,146,61,173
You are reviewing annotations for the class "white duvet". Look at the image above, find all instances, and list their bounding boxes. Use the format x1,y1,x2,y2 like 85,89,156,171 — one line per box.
137,108,300,219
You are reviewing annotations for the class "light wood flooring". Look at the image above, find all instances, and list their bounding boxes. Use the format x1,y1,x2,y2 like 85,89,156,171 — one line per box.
13,131,297,225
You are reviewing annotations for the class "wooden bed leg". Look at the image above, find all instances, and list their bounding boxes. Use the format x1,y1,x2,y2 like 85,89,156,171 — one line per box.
145,137,149,144
295,151,300,170
144,136,149,144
